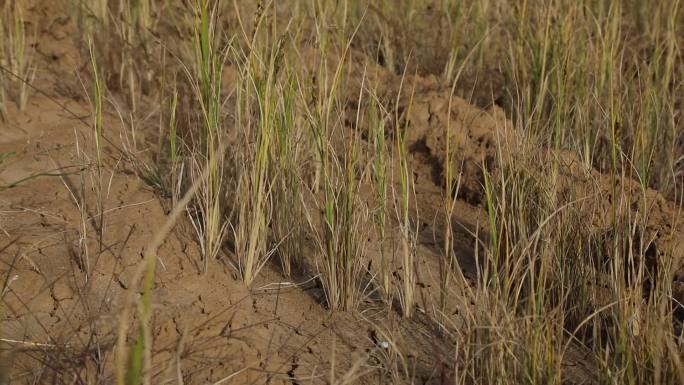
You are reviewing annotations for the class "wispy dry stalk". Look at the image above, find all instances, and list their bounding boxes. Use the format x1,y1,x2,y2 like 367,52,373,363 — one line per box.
0,2,35,113
393,74,416,318
369,91,392,302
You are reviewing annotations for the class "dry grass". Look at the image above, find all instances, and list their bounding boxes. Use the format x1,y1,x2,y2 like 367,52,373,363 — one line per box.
0,1,35,118
78,0,684,382
3,0,683,384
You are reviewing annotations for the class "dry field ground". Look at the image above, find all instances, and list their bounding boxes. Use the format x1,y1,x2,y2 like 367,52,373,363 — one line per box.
0,1,683,384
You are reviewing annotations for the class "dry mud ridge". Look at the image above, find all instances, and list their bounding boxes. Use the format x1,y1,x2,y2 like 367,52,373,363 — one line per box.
1,2,684,385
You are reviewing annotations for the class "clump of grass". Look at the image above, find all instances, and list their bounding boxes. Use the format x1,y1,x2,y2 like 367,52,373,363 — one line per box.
72,38,107,281
468,146,578,384
185,0,229,273
313,108,369,311
118,0,155,112
271,73,305,277
0,2,35,115
231,62,276,285
393,76,416,318
76,0,157,113
368,91,392,302
228,2,281,285
297,3,371,311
